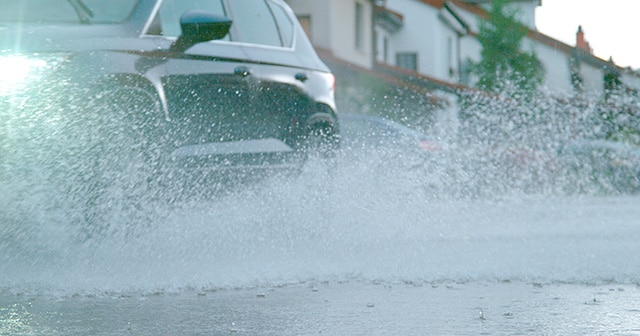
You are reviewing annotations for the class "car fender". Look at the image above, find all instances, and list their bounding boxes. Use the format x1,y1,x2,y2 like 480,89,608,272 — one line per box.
57,50,169,119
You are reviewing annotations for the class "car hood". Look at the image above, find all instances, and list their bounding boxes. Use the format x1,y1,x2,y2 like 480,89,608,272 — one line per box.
0,23,155,54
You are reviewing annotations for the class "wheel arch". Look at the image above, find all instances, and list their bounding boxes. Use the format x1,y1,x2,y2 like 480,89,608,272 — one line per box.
91,73,169,120
303,102,340,150
306,103,339,133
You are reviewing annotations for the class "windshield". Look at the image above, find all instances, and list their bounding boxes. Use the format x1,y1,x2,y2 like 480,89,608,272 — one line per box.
0,0,139,23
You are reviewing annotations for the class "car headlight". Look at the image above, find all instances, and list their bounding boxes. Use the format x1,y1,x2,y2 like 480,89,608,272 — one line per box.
0,54,67,97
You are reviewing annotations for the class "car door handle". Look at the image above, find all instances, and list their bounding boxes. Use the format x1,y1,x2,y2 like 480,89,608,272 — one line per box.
234,66,252,77
295,72,308,82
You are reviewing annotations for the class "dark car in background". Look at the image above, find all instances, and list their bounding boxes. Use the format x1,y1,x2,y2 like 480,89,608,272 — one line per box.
338,113,447,175
558,140,640,194
0,0,339,229
339,113,445,154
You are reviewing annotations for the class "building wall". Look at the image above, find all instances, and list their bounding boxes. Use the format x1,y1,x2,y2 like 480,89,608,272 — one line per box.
481,0,539,29
447,0,623,97
286,0,373,69
445,0,555,86
374,26,390,63
622,71,640,92
459,33,481,85
285,0,331,48
330,0,374,68
534,42,573,94
387,0,436,73
384,0,464,81
579,61,607,95
510,0,538,29
288,0,639,97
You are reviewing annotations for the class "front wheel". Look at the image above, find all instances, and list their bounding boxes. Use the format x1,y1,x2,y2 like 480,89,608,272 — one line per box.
63,85,168,239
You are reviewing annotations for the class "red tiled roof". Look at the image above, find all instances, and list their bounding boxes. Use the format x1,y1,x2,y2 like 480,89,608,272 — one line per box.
316,48,455,104
527,29,573,55
449,0,487,17
420,0,445,9
374,61,475,94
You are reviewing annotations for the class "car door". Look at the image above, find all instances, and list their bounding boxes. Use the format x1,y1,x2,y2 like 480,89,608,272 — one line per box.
220,0,307,146
154,0,260,151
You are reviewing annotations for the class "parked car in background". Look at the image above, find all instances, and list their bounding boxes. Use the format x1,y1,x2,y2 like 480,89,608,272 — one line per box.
0,0,339,229
337,113,449,191
339,113,446,155
557,140,640,194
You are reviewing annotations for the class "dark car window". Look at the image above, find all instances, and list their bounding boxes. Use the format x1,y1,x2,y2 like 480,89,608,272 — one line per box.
227,0,282,47
0,0,138,23
157,0,227,38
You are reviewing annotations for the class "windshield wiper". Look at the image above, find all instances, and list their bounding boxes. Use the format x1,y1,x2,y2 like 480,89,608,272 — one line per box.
66,0,94,24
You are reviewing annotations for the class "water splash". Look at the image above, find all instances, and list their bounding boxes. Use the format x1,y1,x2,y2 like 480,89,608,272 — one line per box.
2,89,640,296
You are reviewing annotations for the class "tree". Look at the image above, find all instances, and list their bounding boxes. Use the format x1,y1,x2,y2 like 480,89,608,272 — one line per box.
474,0,544,94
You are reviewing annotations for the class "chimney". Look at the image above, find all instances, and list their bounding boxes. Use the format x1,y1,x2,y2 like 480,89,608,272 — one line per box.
576,25,592,53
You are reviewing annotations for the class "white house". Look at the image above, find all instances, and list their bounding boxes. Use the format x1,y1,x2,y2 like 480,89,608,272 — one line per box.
462,0,540,29
375,0,640,97
375,0,465,83
285,0,376,70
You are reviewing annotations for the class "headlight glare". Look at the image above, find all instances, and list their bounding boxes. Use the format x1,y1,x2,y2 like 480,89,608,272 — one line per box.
0,54,64,97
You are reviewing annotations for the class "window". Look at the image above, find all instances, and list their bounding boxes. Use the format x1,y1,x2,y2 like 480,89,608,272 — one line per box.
298,15,312,41
79,0,139,22
267,1,295,47
447,36,454,78
154,0,289,47
355,2,364,51
157,0,226,37
227,0,282,47
383,37,389,62
397,52,418,71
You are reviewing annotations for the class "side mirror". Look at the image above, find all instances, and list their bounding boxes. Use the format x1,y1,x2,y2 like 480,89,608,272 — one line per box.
170,10,232,53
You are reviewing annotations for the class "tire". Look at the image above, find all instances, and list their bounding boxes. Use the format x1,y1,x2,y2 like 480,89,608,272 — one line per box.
301,116,339,161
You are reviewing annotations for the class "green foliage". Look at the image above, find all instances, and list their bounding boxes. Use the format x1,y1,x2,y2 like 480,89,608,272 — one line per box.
474,0,544,94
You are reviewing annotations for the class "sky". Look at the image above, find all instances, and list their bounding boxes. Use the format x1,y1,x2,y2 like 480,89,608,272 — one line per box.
535,0,639,70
